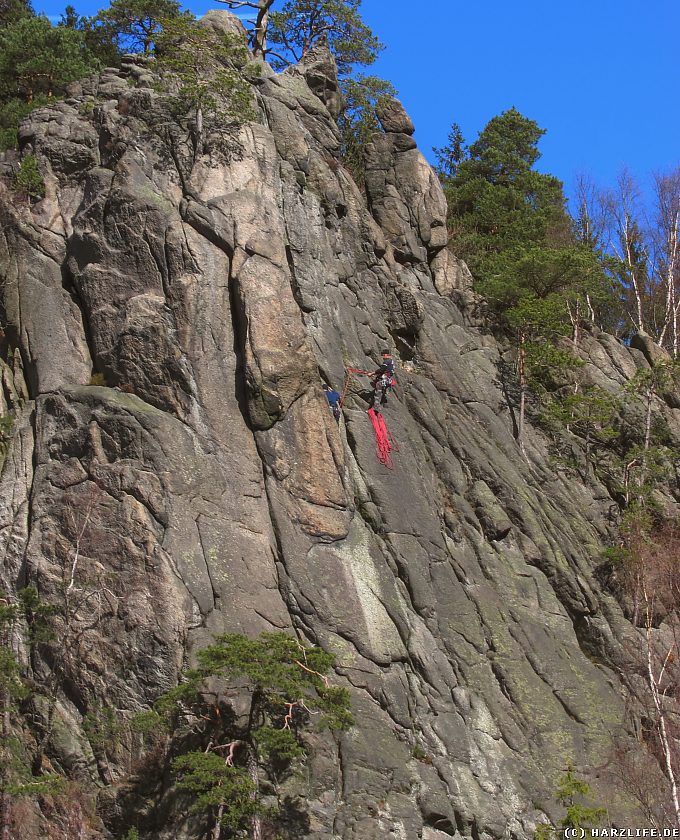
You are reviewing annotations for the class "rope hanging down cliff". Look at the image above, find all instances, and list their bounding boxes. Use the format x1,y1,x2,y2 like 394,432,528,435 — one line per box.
367,408,399,468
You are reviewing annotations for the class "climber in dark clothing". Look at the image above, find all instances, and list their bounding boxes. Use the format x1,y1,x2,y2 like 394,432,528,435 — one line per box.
370,350,396,413
322,383,342,421
371,351,396,384
378,350,395,378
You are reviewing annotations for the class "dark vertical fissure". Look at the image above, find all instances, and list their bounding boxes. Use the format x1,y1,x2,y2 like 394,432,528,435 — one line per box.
60,260,98,375
285,245,314,315
227,265,253,431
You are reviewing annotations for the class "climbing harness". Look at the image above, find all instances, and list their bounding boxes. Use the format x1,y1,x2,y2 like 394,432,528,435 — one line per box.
367,408,399,469
372,373,395,410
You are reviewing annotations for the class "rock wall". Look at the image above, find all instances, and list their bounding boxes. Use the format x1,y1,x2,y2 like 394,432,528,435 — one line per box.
0,14,674,839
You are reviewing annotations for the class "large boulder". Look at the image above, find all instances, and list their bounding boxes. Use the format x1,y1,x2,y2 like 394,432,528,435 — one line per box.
197,9,249,42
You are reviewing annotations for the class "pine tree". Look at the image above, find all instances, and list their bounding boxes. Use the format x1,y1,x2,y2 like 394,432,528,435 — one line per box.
141,632,352,840
433,121,464,180
154,14,255,167
338,74,396,187
268,0,382,74
0,0,31,27
92,0,185,55
0,14,98,102
0,12,99,149
534,762,607,839
438,108,612,451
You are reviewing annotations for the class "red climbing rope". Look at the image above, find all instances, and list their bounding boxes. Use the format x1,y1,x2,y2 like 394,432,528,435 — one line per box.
339,367,373,407
385,418,400,455
367,408,397,469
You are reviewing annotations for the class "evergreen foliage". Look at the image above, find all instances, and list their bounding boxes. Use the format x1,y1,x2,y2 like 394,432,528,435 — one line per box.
142,631,352,837
0,0,31,27
438,109,610,331
13,153,45,200
92,0,184,54
154,14,255,165
59,4,122,68
0,96,47,151
437,108,615,451
432,121,464,180
534,762,607,839
443,110,573,275
338,74,396,187
268,0,382,74
0,10,100,149
0,14,98,101
172,752,259,833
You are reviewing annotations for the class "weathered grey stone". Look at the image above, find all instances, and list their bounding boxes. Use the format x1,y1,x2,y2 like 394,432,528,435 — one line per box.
630,330,670,366
18,101,100,176
0,35,666,840
296,39,343,119
376,96,415,135
469,480,513,540
0,204,92,395
364,128,448,264
197,8,248,41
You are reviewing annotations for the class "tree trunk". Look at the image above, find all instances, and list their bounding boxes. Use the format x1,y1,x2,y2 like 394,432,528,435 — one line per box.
0,791,10,840
569,298,581,346
656,189,679,354
673,286,678,359
252,1,274,58
246,745,261,840
639,384,654,498
624,220,645,334
646,627,680,828
517,332,527,455
195,105,204,161
586,293,596,324
0,687,12,840
212,802,223,840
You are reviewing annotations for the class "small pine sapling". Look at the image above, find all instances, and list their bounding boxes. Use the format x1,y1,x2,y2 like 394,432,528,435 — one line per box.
534,762,607,839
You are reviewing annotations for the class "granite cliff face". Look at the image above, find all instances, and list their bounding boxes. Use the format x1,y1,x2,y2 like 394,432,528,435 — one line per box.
0,13,675,839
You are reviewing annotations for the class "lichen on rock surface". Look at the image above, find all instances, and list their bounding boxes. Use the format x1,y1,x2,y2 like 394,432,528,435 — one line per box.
0,13,674,839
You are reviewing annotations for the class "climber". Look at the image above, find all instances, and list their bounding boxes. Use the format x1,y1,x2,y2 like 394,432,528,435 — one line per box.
378,350,395,378
370,350,396,413
322,383,342,421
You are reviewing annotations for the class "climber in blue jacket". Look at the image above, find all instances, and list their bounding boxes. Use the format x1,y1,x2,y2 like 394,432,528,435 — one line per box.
322,383,342,421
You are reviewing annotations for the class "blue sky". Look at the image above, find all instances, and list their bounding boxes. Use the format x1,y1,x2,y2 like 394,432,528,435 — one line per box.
358,0,680,200
37,0,680,200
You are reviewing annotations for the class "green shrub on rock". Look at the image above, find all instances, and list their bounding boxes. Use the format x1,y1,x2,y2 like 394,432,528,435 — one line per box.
13,154,45,201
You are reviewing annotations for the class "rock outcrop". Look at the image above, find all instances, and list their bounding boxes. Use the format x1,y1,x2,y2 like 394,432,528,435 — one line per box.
0,15,676,839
